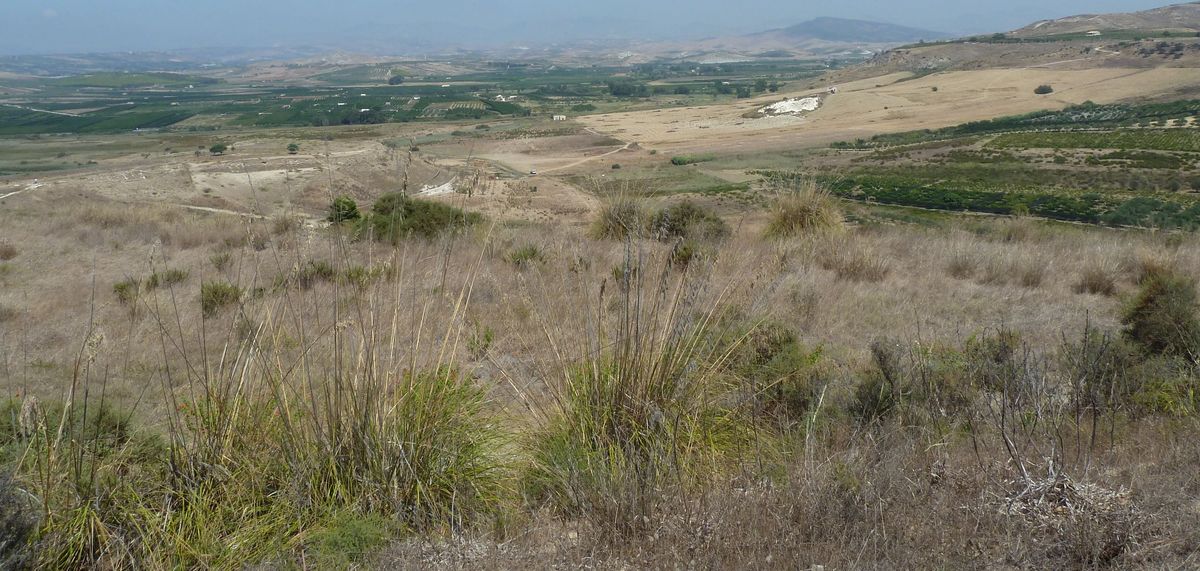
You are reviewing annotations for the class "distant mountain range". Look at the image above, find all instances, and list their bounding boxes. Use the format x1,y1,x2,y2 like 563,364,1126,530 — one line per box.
754,17,950,44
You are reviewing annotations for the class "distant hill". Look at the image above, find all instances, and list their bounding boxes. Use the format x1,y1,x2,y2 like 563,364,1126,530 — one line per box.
1010,1,1200,37
762,17,950,44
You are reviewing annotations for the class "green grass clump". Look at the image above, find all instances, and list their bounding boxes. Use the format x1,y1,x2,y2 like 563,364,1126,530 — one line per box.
145,268,189,290
113,278,141,305
361,193,483,242
200,281,242,317
506,244,546,269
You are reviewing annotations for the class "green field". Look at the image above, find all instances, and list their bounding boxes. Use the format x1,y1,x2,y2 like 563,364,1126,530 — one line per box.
988,129,1200,152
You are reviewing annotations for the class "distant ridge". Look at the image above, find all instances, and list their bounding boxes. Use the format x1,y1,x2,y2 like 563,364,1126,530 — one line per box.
1010,1,1200,37
756,17,950,44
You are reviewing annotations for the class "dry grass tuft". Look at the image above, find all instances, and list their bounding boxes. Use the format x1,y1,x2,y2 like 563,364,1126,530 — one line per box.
591,194,646,240
1075,261,1118,296
765,180,844,239
818,239,890,283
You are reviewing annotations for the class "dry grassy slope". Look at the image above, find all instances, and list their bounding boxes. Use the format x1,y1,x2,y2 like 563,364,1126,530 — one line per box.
578,66,1200,155
1012,1,1200,37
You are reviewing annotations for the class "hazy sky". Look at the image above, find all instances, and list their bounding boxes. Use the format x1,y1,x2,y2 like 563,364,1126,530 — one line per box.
0,0,1183,55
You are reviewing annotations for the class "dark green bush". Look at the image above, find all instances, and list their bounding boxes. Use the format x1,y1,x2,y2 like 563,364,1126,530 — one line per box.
728,323,825,423
0,472,35,569
361,194,482,242
328,195,361,223
650,201,730,242
1034,85,1054,95
670,155,716,166
1122,271,1200,357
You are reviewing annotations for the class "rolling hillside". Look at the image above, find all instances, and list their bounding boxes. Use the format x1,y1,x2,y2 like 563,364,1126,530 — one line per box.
1011,1,1200,37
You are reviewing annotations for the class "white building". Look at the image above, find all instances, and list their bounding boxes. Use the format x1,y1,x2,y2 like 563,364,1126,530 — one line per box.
552,115,567,121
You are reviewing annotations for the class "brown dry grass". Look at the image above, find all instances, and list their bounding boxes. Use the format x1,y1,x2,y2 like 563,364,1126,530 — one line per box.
3,190,1200,568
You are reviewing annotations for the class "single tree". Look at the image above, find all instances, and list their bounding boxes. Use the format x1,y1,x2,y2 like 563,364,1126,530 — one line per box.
209,143,228,156
287,143,300,155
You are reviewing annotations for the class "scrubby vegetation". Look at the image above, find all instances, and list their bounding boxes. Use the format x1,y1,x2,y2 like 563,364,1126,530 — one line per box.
358,193,483,242
4,206,1200,569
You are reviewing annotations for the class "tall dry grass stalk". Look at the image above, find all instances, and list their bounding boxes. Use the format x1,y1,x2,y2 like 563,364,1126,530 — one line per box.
10,229,512,567
520,241,764,536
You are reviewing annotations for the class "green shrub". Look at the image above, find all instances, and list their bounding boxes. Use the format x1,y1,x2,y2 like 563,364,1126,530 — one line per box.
361,194,482,242
1121,271,1200,357
328,195,361,223
650,201,730,241
209,143,228,155
670,154,715,166
287,143,300,155
200,282,242,317
727,323,825,424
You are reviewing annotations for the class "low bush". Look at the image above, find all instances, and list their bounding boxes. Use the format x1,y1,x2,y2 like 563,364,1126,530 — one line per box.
1121,270,1200,357
200,281,242,317
650,201,729,241
328,195,361,223
726,323,825,425
361,194,482,242
670,154,716,166
0,243,16,261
